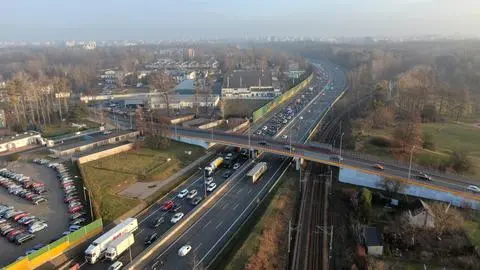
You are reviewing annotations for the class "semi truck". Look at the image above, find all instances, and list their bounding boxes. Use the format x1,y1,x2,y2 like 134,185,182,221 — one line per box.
247,162,268,183
105,232,135,261
205,157,223,176
84,218,138,264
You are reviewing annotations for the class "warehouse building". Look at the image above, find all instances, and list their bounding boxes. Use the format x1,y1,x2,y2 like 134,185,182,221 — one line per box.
0,132,45,153
221,70,280,99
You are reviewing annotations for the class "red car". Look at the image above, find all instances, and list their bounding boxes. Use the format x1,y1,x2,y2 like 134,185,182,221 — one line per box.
161,201,175,211
7,229,23,239
13,213,29,221
64,196,79,203
69,205,84,213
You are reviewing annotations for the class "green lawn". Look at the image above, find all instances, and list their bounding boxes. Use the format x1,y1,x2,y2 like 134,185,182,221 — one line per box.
464,219,480,247
41,120,101,138
80,140,205,223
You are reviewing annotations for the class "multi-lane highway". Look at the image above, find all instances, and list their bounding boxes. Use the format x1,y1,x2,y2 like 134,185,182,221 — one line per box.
129,60,348,269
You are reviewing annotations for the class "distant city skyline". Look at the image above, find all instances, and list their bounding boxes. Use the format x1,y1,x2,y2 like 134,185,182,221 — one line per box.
1,0,479,41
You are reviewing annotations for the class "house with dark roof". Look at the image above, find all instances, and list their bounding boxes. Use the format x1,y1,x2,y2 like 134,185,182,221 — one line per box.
221,70,280,99
364,227,383,256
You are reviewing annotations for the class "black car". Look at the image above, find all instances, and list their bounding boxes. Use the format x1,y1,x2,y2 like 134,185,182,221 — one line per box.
190,196,202,206
151,217,164,228
15,233,35,245
222,171,232,178
168,205,182,213
145,233,158,246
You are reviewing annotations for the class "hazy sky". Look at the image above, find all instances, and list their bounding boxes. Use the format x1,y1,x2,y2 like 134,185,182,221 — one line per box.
1,0,480,40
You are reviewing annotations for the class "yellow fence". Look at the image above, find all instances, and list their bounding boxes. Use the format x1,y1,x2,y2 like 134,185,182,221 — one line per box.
252,73,314,122
4,219,103,270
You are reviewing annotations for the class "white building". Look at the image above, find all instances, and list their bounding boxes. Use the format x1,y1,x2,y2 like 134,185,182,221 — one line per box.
221,70,280,99
0,132,45,153
148,94,219,110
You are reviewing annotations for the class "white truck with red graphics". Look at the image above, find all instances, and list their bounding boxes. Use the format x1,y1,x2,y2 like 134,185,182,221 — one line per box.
84,218,138,264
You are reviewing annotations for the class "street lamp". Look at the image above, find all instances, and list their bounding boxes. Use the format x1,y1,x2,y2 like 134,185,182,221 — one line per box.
83,187,94,221
408,145,416,180
339,132,345,159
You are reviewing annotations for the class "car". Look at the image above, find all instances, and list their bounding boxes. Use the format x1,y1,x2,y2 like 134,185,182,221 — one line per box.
23,218,38,225
33,197,47,205
467,185,480,193
190,196,202,206
232,163,240,170
144,233,158,246
69,205,84,213
186,190,198,199
15,233,35,245
7,230,24,242
29,222,48,233
170,212,184,224
169,205,182,213
70,212,86,220
299,116,303,120
25,249,36,255
151,216,165,228
108,261,123,270
417,173,432,181
69,225,82,232
13,213,29,221
161,201,175,211
284,145,295,151
330,155,344,162
207,183,217,192
258,141,269,146
281,135,288,140
222,171,232,178
177,189,188,199
2,227,16,236
5,210,23,219
62,231,71,236
69,201,82,208
178,245,192,256
32,243,44,250
65,196,79,203
70,218,86,225
373,164,384,170
205,177,214,185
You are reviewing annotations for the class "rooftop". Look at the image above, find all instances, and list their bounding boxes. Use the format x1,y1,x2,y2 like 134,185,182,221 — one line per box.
72,141,131,158
0,131,41,145
223,70,272,89
51,130,136,152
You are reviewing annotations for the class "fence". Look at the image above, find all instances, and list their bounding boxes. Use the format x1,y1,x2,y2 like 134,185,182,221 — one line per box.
252,73,314,122
4,219,103,270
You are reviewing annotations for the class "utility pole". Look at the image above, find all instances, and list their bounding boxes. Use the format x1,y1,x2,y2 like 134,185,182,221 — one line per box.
408,145,416,180
248,125,251,158
339,132,344,159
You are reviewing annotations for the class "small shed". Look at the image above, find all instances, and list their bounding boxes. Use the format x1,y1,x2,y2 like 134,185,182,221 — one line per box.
365,227,383,256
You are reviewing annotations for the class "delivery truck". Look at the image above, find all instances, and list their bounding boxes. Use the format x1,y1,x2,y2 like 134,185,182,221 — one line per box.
247,162,268,183
105,232,135,261
205,157,223,176
84,218,138,264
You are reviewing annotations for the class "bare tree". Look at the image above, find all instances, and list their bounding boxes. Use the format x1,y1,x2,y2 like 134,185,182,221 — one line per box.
148,71,174,117
393,112,423,153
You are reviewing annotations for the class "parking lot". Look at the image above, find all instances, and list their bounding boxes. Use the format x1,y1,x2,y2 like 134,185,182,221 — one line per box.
0,161,71,265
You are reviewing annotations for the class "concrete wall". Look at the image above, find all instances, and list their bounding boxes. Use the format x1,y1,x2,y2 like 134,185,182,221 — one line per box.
227,120,249,133
198,119,224,130
74,143,136,164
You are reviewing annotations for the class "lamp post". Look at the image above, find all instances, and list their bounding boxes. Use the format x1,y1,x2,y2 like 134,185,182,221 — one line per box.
408,145,416,180
339,132,345,159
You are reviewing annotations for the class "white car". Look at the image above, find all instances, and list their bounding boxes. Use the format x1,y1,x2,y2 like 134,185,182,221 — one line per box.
170,212,184,224
177,189,188,198
232,163,240,170
187,189,198,199
108,261,123,270
178,245,192,256
28,222,48,233
299,116,303,120
281,135,288,140
207,183,217,192
205,177,214,185
467,185,480,193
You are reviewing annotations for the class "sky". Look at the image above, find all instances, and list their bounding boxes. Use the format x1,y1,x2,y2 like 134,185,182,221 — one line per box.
1,0,480,41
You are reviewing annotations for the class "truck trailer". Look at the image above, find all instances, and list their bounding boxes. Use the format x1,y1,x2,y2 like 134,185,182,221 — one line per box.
84,218,138,264
105,232,135,261
205,157,223,176
247,162,268,183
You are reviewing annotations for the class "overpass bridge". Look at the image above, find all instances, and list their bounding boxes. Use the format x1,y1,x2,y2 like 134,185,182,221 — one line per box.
169,126,480,201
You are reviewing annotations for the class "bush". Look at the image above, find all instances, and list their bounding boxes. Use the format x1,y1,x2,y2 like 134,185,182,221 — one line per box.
450,151,472,173
7,153,20,162
422,132,436,150
369,136,392,148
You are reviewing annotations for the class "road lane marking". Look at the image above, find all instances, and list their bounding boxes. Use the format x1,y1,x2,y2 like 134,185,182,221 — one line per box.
233,203,240,210
215,221,223,229
221,202,229,210
247,189,252,195
236,187,244,194
202,220,212,229
194,243,203,253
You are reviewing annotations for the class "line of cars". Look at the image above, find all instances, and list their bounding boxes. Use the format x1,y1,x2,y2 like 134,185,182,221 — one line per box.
0,204,48,245
0,168,47,205
255,71,329,139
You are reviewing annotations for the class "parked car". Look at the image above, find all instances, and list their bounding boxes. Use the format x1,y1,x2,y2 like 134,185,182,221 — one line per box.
28,222,48,233
70,218,86,226
15,233,35,245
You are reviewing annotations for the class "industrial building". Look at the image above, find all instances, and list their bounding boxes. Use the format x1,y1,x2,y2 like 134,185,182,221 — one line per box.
148,94,219,110
0,132,45,153
221,70,280,99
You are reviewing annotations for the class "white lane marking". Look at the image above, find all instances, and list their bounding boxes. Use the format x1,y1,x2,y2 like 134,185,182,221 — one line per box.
236,187,244,194
233,203,240,210
194,243,203,253
221,202,229,210
247,189,252,195
202,220,212,229
215,221,223,230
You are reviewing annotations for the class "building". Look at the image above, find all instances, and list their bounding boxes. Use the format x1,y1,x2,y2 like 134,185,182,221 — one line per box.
0,132,45,153
221,70,280,99
187,48,195,59
404,200,436,229
148,94,219,110
49,130,138,157
364,227,383,256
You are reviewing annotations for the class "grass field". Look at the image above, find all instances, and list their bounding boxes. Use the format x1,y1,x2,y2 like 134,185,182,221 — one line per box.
224,167,297,270
41,120,101,138
80,140,205,223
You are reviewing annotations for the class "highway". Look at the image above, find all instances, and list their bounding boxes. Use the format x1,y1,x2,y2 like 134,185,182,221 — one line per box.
131,60,347,269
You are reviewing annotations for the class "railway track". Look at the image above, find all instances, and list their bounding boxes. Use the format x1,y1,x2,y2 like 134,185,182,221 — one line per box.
291,163,329,270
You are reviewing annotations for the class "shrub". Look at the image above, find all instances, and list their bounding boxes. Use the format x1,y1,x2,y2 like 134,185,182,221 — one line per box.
369,136,392,148
450,151,472,173
422,132,436,150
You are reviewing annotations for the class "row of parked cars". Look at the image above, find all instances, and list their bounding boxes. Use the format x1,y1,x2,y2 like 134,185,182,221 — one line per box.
0,169,47,205
0,204,48,245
